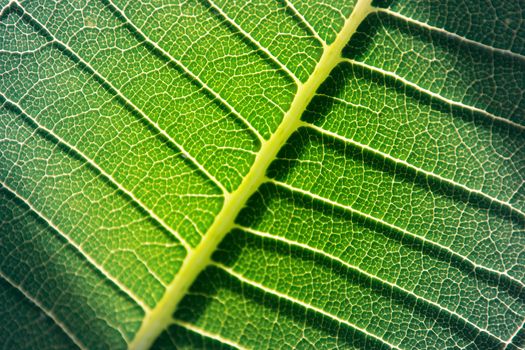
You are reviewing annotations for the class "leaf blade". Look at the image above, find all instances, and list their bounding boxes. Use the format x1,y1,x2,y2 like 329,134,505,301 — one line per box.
1,0,523,349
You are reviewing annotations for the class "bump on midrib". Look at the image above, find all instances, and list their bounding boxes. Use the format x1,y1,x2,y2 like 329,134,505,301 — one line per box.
128,0,374,348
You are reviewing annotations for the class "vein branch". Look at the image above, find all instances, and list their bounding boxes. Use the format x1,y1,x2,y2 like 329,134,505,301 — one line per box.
267,178,525,290
211,261,401,350
103,0,265,144
0,94,192,253
302,121,525,218
0,181,151,312
0,270,87,350
234,224,505,343
13,0,229,196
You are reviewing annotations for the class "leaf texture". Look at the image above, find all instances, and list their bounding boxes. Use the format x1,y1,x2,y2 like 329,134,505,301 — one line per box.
0,0,524,349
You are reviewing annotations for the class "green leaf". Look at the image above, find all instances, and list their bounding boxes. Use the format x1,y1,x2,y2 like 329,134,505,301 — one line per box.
1,0,524,349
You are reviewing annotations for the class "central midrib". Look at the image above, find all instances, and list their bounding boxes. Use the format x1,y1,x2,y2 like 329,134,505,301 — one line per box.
129,1,373,348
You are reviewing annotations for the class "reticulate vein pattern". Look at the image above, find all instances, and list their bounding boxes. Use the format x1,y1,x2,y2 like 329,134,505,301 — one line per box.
1,0,524,349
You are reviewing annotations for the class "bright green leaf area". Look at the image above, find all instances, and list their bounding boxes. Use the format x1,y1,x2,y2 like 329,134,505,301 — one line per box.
0,0,524,349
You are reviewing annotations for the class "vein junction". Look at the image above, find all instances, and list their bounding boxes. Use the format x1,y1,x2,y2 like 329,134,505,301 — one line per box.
129,0,374,348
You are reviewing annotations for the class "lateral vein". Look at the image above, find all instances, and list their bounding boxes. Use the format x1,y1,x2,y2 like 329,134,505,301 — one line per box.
13,1,229,196
503,316,525,349
0,94,192,253
283,0,326,47
212,262,401,350
235,224,505,343
267,178,525,290
302,121,525,218
170,318,247,350
104,0,265,145
341,58,525,131
0,181,150,312
0,0,14,16
205,0,301,85
0,271,87,350
374,8,525,61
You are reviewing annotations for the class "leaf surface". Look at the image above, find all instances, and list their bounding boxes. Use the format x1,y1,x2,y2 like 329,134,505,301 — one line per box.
0,0,524,349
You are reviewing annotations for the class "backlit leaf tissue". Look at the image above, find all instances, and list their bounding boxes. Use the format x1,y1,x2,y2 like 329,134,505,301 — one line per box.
0,0,524,349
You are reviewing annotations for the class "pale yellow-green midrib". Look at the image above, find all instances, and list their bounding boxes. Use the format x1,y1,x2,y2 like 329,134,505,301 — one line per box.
129,1,373,348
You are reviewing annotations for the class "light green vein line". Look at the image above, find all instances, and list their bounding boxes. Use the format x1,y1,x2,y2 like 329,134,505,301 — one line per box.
234,224,505,343
302,121,525,218
314,93,379,114
170,318,246,350
0,41,52,55
340,58,525,130
0,94,192,253
504,317,525,349
128,1,374,348
206,0,301,85
0,270,86,350
374,8,525,61
13,1,228,196
112,248,167,289
283,0,326,47
0,0,14,16
104,0,265,145
211,261,401,350
267,178,525,289
0,181,150,312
